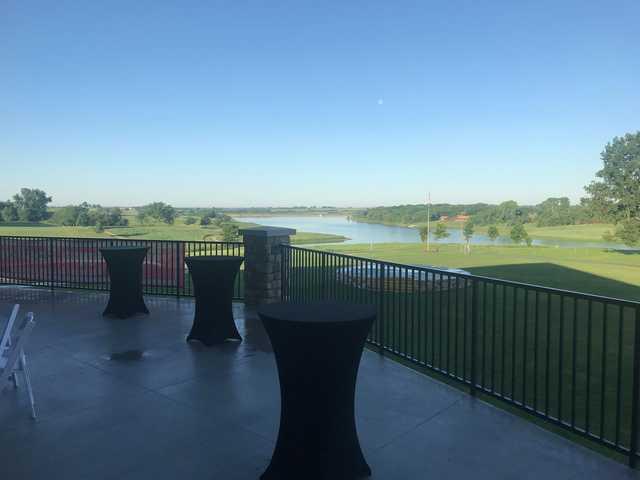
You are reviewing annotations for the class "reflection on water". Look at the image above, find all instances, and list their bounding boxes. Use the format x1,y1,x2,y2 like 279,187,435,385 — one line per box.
236,215,628,249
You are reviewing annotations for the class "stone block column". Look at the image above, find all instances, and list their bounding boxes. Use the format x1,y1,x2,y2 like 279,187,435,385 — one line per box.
240,226,296,306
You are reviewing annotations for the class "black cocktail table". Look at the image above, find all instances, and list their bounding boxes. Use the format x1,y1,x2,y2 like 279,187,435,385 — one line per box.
185,256,243,346
100,246,149,319
258,302,376,480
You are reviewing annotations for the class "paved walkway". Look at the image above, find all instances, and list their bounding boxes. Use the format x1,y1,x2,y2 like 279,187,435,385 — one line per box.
1,287,637,479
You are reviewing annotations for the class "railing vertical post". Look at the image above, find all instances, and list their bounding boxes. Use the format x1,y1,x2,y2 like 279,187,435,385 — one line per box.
629,306,640,468
0,236,4,286
175,241,181,298
280,244,286,302
378,264,385,355
48,237,54,290
320,254,326,301
470,278,479,397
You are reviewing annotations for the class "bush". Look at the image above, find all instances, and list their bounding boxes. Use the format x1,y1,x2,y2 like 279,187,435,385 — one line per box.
220,223,239,241
510,223,528,244
2,204,19,222
137,202,176,224
184,216,197,225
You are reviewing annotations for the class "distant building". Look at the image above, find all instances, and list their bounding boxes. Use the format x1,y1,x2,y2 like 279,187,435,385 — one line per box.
438,215,449,221
454,214,470,222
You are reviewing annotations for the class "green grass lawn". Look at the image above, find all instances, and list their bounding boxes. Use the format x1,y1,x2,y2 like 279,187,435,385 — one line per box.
283,245,640,455
1,220,637,458
290,231,348,244
408,221,620,244
0,222,115,238
315,243,640,301
0,221,347,245
470,223,617,243
520,223,616,242
0,222,227,241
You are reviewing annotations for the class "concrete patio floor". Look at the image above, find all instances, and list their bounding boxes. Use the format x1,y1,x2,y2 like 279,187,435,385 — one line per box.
1,286,638,480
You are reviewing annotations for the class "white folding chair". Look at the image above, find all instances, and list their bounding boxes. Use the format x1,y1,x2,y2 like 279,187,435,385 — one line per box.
1,304,20,350
1,304,20,388
1,311,37,419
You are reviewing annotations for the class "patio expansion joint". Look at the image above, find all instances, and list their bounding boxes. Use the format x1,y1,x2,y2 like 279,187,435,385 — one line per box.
374,396,465,451
64,357,236,435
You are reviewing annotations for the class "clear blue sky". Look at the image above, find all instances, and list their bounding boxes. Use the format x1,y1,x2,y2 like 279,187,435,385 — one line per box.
1,1,638,208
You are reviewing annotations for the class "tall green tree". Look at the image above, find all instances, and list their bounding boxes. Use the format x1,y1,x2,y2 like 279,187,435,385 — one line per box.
433,222,449,241
0,201,8,223
462,220,474,254
535,197,573,227
584,132,640,246
91,207,126,227
136,209,148,224
12,188,51,222
138,202,176,224
487,225,499,242
0,201,18,222
53,205,88,226
418,225,430,250
431,222,450,252
216,213,232,224
472,200,528,225
52,204,126,227
202,207,218,219
510,223,528,244
220,223,239,241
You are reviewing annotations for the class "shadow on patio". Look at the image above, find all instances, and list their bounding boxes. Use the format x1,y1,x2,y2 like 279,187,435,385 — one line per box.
1,286,637,479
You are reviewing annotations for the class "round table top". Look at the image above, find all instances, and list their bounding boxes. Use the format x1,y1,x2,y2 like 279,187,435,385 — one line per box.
258,302,376,324
100,246,149,252
185,255,244,263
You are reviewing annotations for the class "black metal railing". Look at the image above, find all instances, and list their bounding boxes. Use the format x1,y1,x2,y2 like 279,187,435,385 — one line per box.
280,244,640,465
0,236,244,299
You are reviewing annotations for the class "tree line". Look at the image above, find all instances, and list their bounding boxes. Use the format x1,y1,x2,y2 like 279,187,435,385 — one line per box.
0,192,240,240
3,131,637,245
354,131,640,246
0,188,129,232
54,204,128,232
353,198,595,229
0,188,53,223
418,220,531,253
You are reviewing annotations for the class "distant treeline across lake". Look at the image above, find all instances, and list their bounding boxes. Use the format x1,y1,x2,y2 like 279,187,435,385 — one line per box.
234,216,627,249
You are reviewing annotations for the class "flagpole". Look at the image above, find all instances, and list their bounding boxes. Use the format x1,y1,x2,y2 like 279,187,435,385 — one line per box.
426,192,431,252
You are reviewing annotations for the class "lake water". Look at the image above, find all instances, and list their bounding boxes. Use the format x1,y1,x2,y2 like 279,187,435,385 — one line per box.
236,215,626,249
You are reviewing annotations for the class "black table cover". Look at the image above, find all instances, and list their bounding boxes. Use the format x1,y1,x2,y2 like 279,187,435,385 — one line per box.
185,256,244,346
258,302,376,480
100,246,149,318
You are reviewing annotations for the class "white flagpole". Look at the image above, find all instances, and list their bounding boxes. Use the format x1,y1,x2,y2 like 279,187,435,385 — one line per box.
426,192,431,252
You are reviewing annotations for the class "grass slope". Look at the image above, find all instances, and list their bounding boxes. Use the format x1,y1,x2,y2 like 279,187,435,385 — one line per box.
0,220,347,244
315,243,640,301
394,220,620,244
473,223,617,243
286,244,640,454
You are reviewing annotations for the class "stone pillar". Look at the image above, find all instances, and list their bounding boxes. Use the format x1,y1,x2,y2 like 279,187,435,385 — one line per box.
240,226,296,306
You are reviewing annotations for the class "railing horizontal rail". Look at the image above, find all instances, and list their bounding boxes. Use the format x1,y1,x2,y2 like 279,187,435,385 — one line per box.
0,235,244,299
280,244,640,465
281,245,639,307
